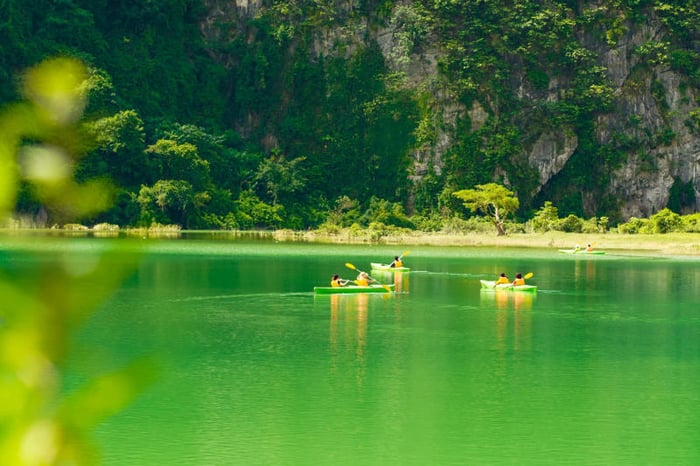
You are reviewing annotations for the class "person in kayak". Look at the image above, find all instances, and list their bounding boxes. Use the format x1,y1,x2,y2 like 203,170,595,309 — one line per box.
331,274,349,287
355,271,375,286
512,273,526,286
390,256,403,268
496,272,510,285
586,243,593,251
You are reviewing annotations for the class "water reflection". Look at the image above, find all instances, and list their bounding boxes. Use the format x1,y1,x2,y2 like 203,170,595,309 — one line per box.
481,290,534,352
370,270,410,293
327,294,370,385
574,259,597,291
480,289,535,311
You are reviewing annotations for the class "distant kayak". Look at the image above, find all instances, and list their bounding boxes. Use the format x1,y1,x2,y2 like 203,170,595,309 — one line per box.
558,249,606,255
370,262,410,272
480,280,537,292
314,284,394,294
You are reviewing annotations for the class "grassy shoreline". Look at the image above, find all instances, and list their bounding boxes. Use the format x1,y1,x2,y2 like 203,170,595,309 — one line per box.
2,227,699,256
272,230,700,256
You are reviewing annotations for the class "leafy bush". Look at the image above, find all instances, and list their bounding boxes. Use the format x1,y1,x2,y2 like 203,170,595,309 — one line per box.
234,190,284,229
367,221,413,239
649,208,683,233
555,214,583,233
440,216,493,234
409,212,444,232
321,196,362,228
681,213,700,232
617,217,650,234
531,201,559,232
360,197,415,229
581,216,609,233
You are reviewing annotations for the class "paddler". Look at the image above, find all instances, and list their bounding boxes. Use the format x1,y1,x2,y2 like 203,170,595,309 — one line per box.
355,271,374,286
512,273,526,286
495,272,510,285
390,256,403,268
331,274,349,287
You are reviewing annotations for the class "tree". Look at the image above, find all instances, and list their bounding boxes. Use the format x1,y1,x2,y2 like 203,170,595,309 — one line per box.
531,201,559,232
145,139,210,191
452,183,520,236
79,109,152,188
137,180,195,227
158,124,241,194
253,152,307,206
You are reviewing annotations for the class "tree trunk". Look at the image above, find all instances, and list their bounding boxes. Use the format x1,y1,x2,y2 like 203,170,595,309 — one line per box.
496,223,506,236
490,217,507,236
491,208,507,236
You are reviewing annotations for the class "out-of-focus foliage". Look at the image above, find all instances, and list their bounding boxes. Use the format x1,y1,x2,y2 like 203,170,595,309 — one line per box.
0,58,110,222
0,58,156,466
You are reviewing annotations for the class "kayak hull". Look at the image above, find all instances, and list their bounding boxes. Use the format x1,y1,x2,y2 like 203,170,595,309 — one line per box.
480,280,537,292
314,284,394,294
558,249,606,255
370,262,410,272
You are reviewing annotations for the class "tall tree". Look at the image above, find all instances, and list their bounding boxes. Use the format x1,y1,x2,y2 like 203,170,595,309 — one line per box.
453,183,520,236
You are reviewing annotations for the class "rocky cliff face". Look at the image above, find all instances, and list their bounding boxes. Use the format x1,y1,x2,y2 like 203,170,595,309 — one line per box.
592,18,700,217
201,1,699,219
391,9,700,218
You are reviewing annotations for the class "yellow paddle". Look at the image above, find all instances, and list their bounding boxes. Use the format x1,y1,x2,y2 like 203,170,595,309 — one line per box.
345,263,392,292
524,272,534,279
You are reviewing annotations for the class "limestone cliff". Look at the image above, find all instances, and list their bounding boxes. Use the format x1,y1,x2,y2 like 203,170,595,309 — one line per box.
200,0,699,220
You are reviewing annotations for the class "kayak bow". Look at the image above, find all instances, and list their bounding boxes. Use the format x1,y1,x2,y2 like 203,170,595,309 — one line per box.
314,284,395,294
480,280,537,292
558,249,606,255
370,262,410,272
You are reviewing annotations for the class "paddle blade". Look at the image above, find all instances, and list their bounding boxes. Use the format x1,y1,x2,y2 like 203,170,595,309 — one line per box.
401,250,410,257
524,272,534,279
345,262,358,271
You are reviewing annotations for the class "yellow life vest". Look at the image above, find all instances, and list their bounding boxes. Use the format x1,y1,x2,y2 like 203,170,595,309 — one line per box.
355,278,369,286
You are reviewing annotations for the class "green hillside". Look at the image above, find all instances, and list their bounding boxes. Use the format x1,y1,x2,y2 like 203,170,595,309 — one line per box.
1,0,698,229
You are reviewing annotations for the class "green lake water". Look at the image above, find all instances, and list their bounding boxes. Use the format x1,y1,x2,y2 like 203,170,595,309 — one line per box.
2,236,700,465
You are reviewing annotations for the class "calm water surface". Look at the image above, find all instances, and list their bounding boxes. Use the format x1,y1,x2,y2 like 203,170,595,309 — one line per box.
3,237,700,465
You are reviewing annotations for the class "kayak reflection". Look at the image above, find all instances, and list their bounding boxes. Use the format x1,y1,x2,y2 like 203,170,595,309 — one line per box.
480,290,534,353
480,288,536,311
371,269,410,293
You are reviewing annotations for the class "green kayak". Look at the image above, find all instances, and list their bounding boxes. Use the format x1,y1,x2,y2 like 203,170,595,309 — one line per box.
480,280,537,292
370,262,410,272
558,249,606,255
314,283,394,294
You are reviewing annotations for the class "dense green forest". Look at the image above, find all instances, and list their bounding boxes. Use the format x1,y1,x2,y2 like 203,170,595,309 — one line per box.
1,0,698,231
